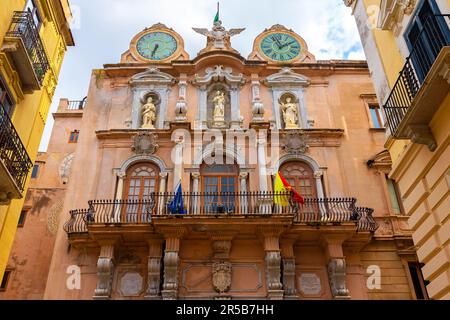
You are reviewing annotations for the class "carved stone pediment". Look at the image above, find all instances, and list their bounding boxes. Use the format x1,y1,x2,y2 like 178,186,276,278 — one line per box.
283,132,309,154
212,262,232,293
130,67,177,87
378,0,416,35
132,132,159,155
263,67,310,88
192,65,245,87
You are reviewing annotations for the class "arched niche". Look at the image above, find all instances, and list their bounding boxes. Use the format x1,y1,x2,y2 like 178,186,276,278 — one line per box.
263,67,310,130
279,92,302,129
207,83,231,129
140,91,161,129
130,67,176,129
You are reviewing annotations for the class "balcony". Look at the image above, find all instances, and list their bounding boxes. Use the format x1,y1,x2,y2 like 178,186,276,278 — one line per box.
0,106,33,204
383,14,450,151
1,11,50,92
63,192,378,238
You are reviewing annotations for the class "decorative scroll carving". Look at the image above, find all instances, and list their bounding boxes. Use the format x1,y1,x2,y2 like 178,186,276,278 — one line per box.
132,132,159,155
212,262,232,293
192,65,245,88
146,257,162,298
328,258,350,299
162,251,179,300
282,259,296,296
265,251,283,292
94,245,115,299
283,132,309,154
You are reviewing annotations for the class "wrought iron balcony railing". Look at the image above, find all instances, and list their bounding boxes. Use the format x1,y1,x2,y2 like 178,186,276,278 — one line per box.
67,99,87,110
6,11,50,86
63,192,378,234
383,14,450,136
0,105,33,193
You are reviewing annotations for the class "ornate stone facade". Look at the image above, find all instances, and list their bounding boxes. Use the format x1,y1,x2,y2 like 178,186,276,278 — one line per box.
1,16,418,302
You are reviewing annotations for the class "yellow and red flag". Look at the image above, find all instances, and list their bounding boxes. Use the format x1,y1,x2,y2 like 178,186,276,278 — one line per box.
274,171,305,205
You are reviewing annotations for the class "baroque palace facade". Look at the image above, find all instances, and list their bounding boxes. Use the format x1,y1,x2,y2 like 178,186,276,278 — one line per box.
345,0,450,300
1,18,427,300
0,0,74,282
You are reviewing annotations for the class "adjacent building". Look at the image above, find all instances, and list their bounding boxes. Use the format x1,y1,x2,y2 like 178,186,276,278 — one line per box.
0,0,75,282
1,17,427,299
345,0,450,299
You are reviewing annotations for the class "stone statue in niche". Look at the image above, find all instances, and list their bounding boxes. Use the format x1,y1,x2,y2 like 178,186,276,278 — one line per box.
280,97,299,129
212,90,226,127
141,97,157,129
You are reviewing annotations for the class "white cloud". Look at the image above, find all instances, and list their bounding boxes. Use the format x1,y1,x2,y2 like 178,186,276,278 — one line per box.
39,0,365,151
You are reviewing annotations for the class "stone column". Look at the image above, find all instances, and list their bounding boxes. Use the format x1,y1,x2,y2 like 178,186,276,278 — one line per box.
196,86,208,129
314,171,325,199
321,235,350,299
114,172,126,222
173,138,184,190
93,240,116,300
261,228,284,300
157,172,168,215
314,171,326,218
257,136,272,214
191,172,201,215
239,172,249,214
145,239,163,300
161,227,185,300
230,86,242,130
257,137,268,192
281,239,297,298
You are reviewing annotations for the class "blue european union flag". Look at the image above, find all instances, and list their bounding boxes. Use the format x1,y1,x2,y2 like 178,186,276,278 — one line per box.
168,181,187,214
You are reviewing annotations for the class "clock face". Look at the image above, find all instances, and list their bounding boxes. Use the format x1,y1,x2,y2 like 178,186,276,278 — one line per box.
136,32,178,60
260,33,301,62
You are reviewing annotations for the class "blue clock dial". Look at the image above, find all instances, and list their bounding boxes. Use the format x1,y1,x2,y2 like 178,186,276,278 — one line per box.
136,32,178,60
260,33,301,62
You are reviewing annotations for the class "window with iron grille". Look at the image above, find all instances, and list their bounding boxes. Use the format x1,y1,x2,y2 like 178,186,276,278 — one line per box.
24,0,42,29
0,77,15,117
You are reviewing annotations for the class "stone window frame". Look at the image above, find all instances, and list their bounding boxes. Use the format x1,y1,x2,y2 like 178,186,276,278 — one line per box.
360,94,386,131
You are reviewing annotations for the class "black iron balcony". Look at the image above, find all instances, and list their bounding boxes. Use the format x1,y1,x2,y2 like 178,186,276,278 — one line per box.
63,192,378,234
383,14,450,149
67,99,87,110
0,106,33,204
1,11,50,91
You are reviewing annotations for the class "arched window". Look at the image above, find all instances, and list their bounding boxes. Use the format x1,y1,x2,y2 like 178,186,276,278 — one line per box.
124,163,159,200
280,161,316,198
201,162,238,213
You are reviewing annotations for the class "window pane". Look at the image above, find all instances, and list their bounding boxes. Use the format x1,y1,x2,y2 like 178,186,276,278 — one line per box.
386,178,402,214
370,107,382,128
18,210,27,226
31,165,39,178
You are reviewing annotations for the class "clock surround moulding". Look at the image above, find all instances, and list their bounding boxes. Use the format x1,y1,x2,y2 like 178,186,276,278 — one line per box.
126,23,190,63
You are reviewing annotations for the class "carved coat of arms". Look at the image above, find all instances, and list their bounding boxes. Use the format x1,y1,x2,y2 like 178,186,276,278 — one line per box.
212,262,232,293
283,132,309,154
132,132,159,155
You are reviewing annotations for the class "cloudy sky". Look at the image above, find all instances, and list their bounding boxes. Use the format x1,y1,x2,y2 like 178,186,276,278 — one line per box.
39,0,364,151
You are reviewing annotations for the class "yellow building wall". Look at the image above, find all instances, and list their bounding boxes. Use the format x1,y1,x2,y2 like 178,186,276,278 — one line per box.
390,95,450,299
0,0,73,280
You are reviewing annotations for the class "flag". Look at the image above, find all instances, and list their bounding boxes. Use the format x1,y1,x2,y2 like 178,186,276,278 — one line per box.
168,181,187,214
274,171,305,206
214,2,220,23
